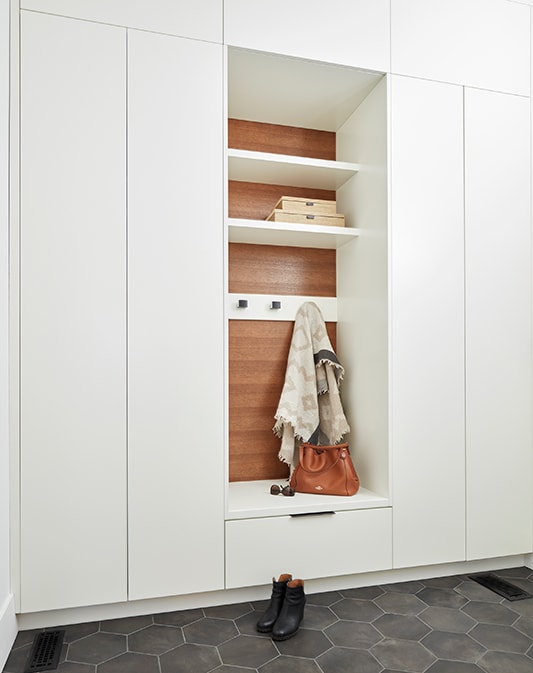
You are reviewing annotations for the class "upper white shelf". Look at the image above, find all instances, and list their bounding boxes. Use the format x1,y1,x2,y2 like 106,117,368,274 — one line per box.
228,218,359,249
228,148,360,190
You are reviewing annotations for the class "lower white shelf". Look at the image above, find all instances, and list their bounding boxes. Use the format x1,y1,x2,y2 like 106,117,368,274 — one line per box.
226,479,390,520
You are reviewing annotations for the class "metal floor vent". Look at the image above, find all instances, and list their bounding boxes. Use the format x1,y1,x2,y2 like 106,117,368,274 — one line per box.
469,573,533,601
24,630,65,673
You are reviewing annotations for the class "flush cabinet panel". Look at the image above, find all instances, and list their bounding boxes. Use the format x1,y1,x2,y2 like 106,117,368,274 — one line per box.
19,11,127,612
390,76,466,569
127,30,225,600
391,0,530,96
226,508,392,588
224,0,390,71
20,0,223,43
465,88,533,560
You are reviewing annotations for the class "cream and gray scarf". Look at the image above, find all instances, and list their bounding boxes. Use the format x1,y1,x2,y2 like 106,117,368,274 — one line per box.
273,301,350,472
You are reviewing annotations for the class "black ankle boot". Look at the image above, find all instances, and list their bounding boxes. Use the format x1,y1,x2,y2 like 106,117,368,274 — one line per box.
271,579,306,641
256,574,292,633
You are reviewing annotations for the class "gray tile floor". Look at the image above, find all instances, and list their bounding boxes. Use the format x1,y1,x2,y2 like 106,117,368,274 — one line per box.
4,567,533,673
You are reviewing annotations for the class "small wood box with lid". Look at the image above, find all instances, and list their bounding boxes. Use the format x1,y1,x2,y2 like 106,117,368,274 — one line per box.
266,196,345,227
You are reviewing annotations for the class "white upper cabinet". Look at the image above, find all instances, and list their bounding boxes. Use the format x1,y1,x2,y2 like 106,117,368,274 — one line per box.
390,75,466,569
464,87,532,560
224,0,390,71
391,0,530,95
19,11,127,612
20,0,223,42
127,29,225,601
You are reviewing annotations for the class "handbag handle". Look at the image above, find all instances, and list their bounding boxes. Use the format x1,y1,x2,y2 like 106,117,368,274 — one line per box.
297,443,349,475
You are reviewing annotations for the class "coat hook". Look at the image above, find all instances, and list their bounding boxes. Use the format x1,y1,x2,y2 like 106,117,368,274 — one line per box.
271,300,282,310
237,299,248,308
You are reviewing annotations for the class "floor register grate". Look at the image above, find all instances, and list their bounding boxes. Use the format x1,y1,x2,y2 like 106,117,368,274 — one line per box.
469,572,533,601
24,630,65,672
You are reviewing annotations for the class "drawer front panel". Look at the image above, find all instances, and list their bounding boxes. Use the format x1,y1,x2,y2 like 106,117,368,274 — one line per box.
226,508,392,589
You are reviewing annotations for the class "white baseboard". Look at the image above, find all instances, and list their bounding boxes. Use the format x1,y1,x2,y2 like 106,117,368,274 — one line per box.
17,554,527,631
524,553,533,570
0,593,18,671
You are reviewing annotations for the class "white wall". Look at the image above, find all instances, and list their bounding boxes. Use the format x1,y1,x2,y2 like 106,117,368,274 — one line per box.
0,0,17,668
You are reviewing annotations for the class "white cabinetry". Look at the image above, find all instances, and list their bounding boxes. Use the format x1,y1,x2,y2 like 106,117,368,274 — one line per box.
127,29,225,601
465,88,532,560
391,0,530,96
20,0,222,42
390,76,466,569
19,11,127,612
224,0,390,72
18,14,225,612
391,75,533,570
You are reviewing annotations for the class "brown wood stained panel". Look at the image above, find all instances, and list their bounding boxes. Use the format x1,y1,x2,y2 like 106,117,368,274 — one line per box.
229,243,336,297
229,119,336,160
229,181,336,221
229,320,337,482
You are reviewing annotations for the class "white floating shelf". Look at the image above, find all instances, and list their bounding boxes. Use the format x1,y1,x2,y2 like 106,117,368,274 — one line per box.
228,218,359,249
226,479,390,520
228,148,360,190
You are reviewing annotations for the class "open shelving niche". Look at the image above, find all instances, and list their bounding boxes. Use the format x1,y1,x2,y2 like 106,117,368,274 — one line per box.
225,47,391,520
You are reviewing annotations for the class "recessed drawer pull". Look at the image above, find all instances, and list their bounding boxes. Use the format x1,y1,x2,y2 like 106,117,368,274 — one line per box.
290,511,336,517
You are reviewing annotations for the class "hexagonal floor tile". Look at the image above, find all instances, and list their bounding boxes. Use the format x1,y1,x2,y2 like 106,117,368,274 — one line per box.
275,628,331,658
331,598,383,622
61,622,100,643
422,576,463,590
100,615,153,635
455,581,503,603
299,605,337,630
218,634,278,668
461,600,518,625
318,646,382,673
374,592,426,616
325,620,382,648
479,650,533,673
159,643,221,673
67,633,126,664
184,617,238,646
417,587,468,610
469,623,532,653
307,590,343,606
128,624,184,654
419,606,477,633
341,586,385,600
98,652,159,673
153,608,204,628
374,613,430,640
371,638,436,672
421,631,486,662
204,602,253,620
259,655,323,672
424,662,486,673
380,580,425,594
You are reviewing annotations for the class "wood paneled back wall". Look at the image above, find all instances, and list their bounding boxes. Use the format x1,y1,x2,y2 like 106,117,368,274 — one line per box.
229,120,338,481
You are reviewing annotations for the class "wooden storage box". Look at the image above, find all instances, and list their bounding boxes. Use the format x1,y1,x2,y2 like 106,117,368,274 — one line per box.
267,209,345,227
273,196,338,215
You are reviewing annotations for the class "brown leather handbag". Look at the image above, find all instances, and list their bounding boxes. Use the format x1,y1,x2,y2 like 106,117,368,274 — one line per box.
290,443,360,496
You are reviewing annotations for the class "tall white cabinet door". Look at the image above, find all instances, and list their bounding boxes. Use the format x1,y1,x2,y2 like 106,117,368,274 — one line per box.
391,0,530,96
465,89,532,560
391,76,465,569
224,0,390,71
128,30,224,600
20,12,127,612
